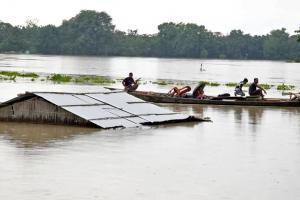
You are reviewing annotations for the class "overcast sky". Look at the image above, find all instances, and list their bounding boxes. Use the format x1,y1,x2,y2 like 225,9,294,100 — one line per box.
0,0,299,35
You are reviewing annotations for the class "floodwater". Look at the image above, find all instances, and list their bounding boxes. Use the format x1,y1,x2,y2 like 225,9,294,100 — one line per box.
0,54,300,200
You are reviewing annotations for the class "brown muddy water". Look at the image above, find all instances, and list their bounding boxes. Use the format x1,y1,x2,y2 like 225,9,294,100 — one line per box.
0,54,300,199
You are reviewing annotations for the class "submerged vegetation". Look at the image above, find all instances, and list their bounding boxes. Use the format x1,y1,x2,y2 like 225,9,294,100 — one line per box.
152,81,168,85
151,80,191,86
21,72,39,78
152,79,291,91
74,75,115,84
259,83,274,90
224,82,273,90
0,71,39,78
276,84,295,91
0,71,39,81
0,70,297,91
0,70,115,85
47,74,72,83
0,10,299,60
209,82,221,87
47,74,115,84
225,82,237,87
199,81,220,87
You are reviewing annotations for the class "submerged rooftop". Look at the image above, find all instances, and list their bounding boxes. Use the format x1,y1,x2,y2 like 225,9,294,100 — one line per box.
0,91,200,129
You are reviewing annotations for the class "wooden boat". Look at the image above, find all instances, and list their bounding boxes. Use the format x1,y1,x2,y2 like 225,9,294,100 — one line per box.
129,91,300,107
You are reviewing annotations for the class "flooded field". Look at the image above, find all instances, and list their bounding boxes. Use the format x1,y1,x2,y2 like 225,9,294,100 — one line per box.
0,54,300,200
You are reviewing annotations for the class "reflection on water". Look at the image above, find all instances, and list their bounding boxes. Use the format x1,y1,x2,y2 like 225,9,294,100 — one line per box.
0,122,97,148
152,121,203,129
0,121,203,149
0,104,300,200
161,103,300,125
161,103,300,140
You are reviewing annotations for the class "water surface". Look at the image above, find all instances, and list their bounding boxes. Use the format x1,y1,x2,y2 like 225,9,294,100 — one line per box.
0,55,300,200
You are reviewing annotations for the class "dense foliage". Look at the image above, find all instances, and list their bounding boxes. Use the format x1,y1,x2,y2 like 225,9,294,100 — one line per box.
0,10,299,60
296,28,300,42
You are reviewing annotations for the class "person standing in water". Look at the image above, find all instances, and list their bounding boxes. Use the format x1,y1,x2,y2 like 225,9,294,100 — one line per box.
200,64,205,72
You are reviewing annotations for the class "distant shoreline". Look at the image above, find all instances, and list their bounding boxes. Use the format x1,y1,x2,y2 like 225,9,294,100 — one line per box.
0,10,299,61
0,52,297,62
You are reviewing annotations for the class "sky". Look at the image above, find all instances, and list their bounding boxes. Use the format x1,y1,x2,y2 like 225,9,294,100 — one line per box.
0,0,299,35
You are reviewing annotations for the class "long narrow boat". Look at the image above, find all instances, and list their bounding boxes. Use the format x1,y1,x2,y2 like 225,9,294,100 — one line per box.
129,91,300,107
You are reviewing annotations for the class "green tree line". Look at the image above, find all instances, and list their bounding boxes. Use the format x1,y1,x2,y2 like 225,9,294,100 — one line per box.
0,10,300,60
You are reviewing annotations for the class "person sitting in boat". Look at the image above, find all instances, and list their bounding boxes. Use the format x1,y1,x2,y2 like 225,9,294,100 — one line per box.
249,78,267,99
192,83,206,99
168,86,191,97
234,78,248,96
122,72,140,91
287,92,300,101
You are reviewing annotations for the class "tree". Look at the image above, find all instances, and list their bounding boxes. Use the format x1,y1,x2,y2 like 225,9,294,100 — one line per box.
296,28,300,42
157,22,180,57
157,22,209,58
263,28,289,60
0,22,26,52
22,19,40,53
287,35,300,60
59,10,115,55
36,25,61,54
0,10,298,60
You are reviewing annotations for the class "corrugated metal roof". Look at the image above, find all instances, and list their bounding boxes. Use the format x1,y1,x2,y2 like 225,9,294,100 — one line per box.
121,103,171,115
35,93,98,106
32,91,195,129
62,105,118,120
73,95,104,105
91,118,139,129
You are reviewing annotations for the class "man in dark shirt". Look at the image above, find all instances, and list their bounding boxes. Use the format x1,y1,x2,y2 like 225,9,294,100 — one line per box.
249,78,267,99
122,72,139,91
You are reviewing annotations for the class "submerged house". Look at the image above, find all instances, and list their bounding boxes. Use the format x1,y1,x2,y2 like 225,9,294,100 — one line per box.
0,91,199,129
